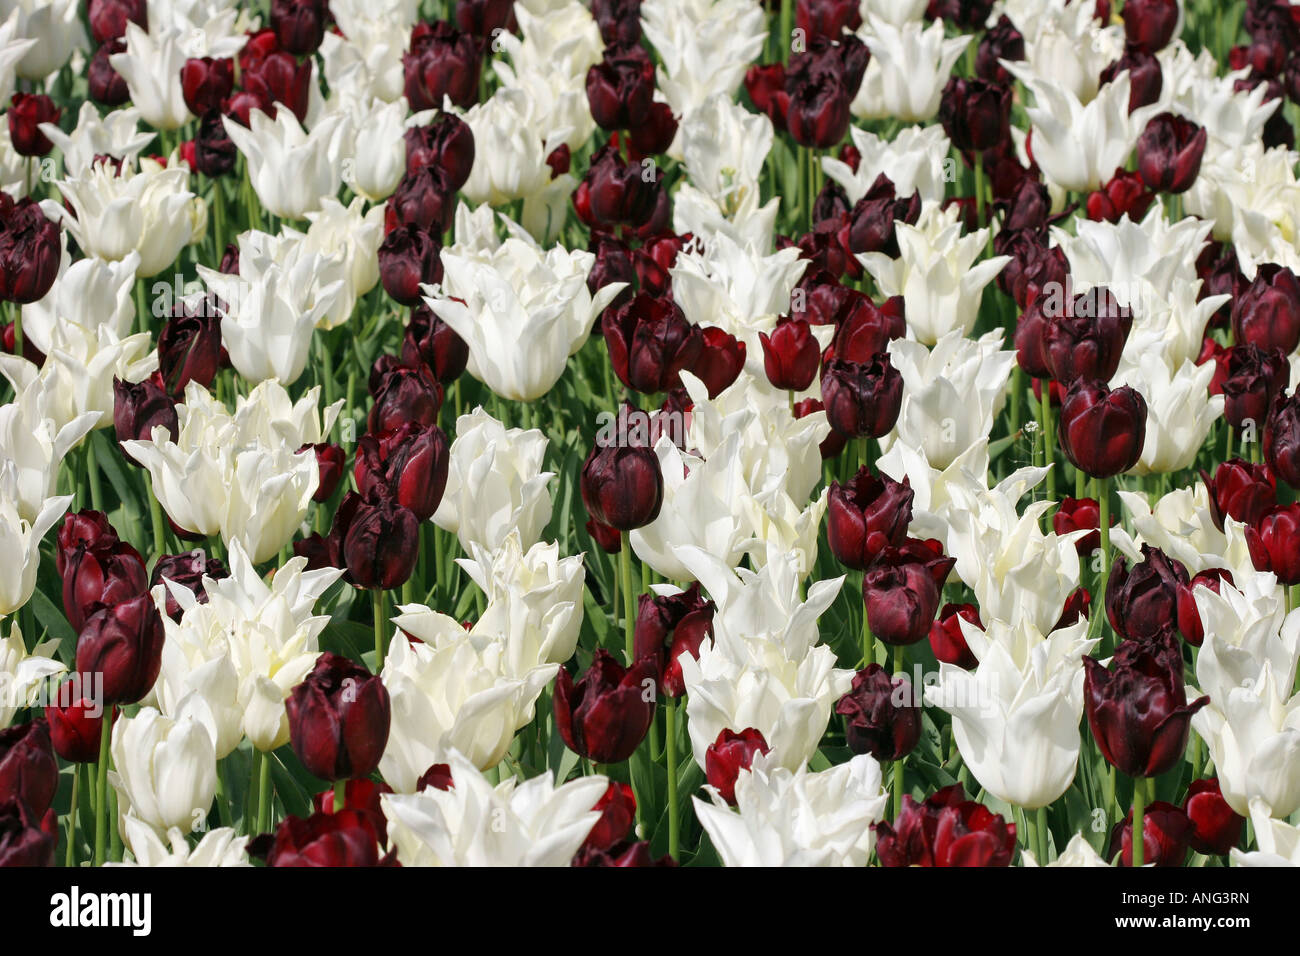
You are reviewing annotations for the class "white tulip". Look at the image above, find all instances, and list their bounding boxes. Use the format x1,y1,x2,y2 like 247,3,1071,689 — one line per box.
679,95,772,214
742,488,827,580
111,816,251,867
0,618,64,728
5,0,82,80
1115,355,1221,475
0,11,36,105
0,375,96,522
460,88,563,208
39,103,155,178
1022,833,1111,867
0,483,68,616
821,124,952,206
1004,0,1124,104
853,16,969,122
1231,799,1300,866
110,23,193,130
640,0,767,117
223,109,351,221
110,707,218,835
295,197,385,329
672,183,781,254
858,0,926,26
20,247,138,357
1108,485,1240,576
342,97,410,202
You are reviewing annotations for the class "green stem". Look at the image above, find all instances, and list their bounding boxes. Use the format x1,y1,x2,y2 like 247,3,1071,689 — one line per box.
892,643,906,822
145,473,166,561
85,435,104,514
65,765,80,868
665,696,679,860
93,716,110,866
620,532,636,663
1131,777,1146,867
373,589,388,669
258,750,272,834
1041,382,1056,505
333,778,346,814
248,748,261,835
1037,804,1049,864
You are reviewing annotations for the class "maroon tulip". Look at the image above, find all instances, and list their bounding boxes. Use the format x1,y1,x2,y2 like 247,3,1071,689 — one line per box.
820,355,903,439
1052,496,1107,555
602,292,703,395
75,593,164,706
939,77,1011,153
45,686,114,764
745,63,789,130
312,778,394,843
7,94,59,157
846,173,921,257
56,511,119,573
1176,568,1232,648
402,305,469,384
1109,801,1194,867
1105,43,1165,110
585,517,623,553
1232,263,1300,354
574,840,676,867
385,166,456,236
262,811,398,867
367,361,443,433
996,231,1069,311
587,233,635,310
403,114,475,192
863,555,943,647
1122,0,1180,52
180,57,234,116
578,781,637,856
1083,634,1209,778
354,422,450,522
553,650,657,764
1202,458,1276,529
1058,379,1148,479
1265,390,1300,489
0,798,55,867
150,550,227,621
1013,295,1054,379
633,583,715,697
626,101,678,157
299,443,344,503
61,538,149,634
0,721,57,818
287,653,391,782
786,71,851,149
158,298,223,395
1220,344,1288,430
875,784,1016,867
827,295,905,365
929,0,993,29
795,0,861,40
113,375,178,460
1245,504,1300,584
1085,169,1155,224
379,226,443,307
1039,288,1132,384
835,664,921,762
342,489,421,590
0,196,60,305
89,41,131,106
1183,778,1244,856
585,145,662,228
192,109,237,177
1137,112,1207,193
592,0,642,45
580,440,663,532
270,0,329,55
759,317,820,392
88,0,147,43
240,50,313,124
691,327,746,399
929,603,981,670
403,20,482,110
826,468,913,571
585,43,655,131
976,16,1025,85
1105,545,1188,642
704,728,770,806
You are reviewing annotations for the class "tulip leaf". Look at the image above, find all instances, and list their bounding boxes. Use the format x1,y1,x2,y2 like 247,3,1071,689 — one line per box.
30,586,75,647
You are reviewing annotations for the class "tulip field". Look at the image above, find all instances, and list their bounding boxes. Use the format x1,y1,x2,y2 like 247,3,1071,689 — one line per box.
0,0,1298,879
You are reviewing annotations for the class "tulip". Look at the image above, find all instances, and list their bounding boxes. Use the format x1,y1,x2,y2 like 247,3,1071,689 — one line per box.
1105,545,1189,643
1083,635,1209,778
759,317,820,392
929,603,980,670
692,327,747,399
110,707,217,834
874,785,1016,867
835,665,920,762
0,197,60,305
585,145,662,228
403,20,482,111
56,511,118,573
633,584,715,697
845,173,921,257
88,0,146,44
703,728,770,807
1122,0,1180,52
602,293,703,395
224,109,350,222
386,167,456,237
0,720,57,817
88,42,129,105
1052,497,1106,556
61,537,149,634
938,78,1010,153
263,811,397,866
593,0,642,45
1220,345,1288,431
108,24,193,131
1266,391,1300,489
1202,459,1275,529
1058,380,1147,479
1039,289,1132,385
820,356,903,439
826,468,912,571
577,781,637,856
179,57,233,117
342,489,421,591
976,16,1024,86
76,592,164,705
354,422,450,522
0,798,55,867
1183,779,1244,857
1245,504,1300,584
7,93,58,157
149,551,227,622
1137,113,1206,194
287,653,391,783
863,557,941,647
554,650,657,764
1110,802,1193,867
193,110,237,178
46,687,113,764
157,300,222,396
581,441,663,532
239,51,313,125
786,72,851,149
1174,568,1231,648
586,43,655,131
271,0,329,55
112,375,178,460
379,226,442,308
312,779,394,842
367,362,443,434
1232,264,1300,355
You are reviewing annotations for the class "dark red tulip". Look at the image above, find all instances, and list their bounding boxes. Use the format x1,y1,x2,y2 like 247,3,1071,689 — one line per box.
385,166,456,237
626,101,678,158
586,517,623,553
403,20,482,110
55,511,119,574
312,778,394,844
1083,634,1209,778
820,355,903,439
61,538,149,634
795,0,861,41
591,0,642,45
573,840,677,866
342,489,421,590
1053,496,1107,555
158,298,223,396
1040,288,1132,384
301,443,345,503
579,781,636,855
996,231,1069,311
1122,0,1180,52
846,173,921,257
1109,801,1194,866
1085,169,1155,224
88,0,147,43
113,375,178,460
1058,379,1148,479
580,440,663,532
89,41,131,106
270,0,329,55
786,72,851,149
1183,778,1244,856
1265,390,1300,489
193,109,237,177
45,687,114,764
928,0,994,29
241,50,313,124
262,811,398,867
939,77,1011,153
602,292,703,395
402,305,469,385
585,145,662,228
976,16,1025,85
1220,344,1288,430
7,94,59,158
75,593,164,706
758,317,819,392
1103,44,1165,111
788,34,868,98
633,583,715,697
150,551,227,621
827,295,905,364
835,664,921,762
691,327,746,399
585,43,655,132
287,653,391,782
354,422,450,522
744,63,789,130
454,0,517,36
553,650,657,764
0,197,60,305
587,233,635,310
704,728,769,806
0,721,57,818
1013,295,1054,379
1137,112,1207,193
1105,545,1189,642
1175,568,1232,648
403,114,475,192
863,555,943,647
379,226,443,307
875,784,1016,867
0,798,55,867
180,57,234,116
826,468,913,571
930,603,981,670
238,28,282,74
1232,263,1300,354
1245,504,1300,584
1202,458,1276,530
367,360,443,433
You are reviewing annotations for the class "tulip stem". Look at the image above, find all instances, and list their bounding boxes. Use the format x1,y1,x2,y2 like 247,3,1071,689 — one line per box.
1131,777,1146,867
892,644,905,822
860,590,872,669
620,532,636,664
258,750,272,834
1091,476,1112,649
333,779,346,814
85,435,104,514
1040,382,1055,506
93,714,110,866
11,306,21,365
248,748,262,835
373,589,388,669
1037,805,1049,864
65,765,80,868
665,696,679,860
144,473,166,563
